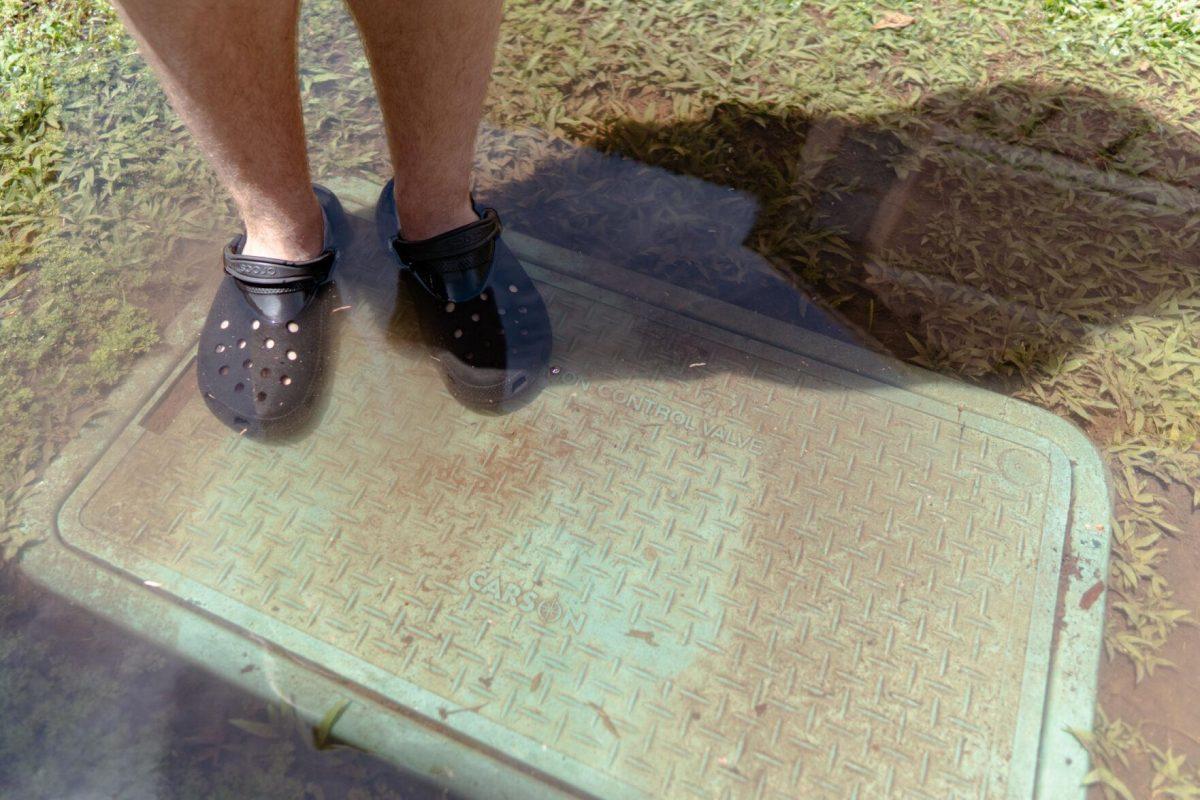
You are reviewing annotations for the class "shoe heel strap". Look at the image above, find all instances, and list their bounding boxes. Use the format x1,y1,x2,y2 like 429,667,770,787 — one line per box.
223,237,336,286
391,208,502,275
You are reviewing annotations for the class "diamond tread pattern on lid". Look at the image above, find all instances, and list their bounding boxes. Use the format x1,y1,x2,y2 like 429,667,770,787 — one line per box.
60,256,1070,799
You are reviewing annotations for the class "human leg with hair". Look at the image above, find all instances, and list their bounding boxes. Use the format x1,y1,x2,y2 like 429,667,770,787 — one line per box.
113,0,348,436
347,0,553,407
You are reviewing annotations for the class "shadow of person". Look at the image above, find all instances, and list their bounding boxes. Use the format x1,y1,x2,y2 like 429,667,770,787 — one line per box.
462,81,1200,406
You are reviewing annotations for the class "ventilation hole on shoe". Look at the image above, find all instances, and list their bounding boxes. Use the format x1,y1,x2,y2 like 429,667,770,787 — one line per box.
286,350,298,361
260,367,271,378
280,375,292,386
214,344,226,353
471,313,480,322
237,339,247,349
287,321,299,333
453,329,463,339
445,302,456,313
508,284,518,293
251,320,261,331
480,292,488,301
513,375,527,390
218,365,229,376
265,338,275,349
243,359,253,369
219,320,230,330
234,382,245,393
256,391,267,403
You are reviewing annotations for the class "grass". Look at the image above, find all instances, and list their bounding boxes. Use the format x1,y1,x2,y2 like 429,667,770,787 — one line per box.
3,0,1200,796
1045,0,1200,55
0,0,163,544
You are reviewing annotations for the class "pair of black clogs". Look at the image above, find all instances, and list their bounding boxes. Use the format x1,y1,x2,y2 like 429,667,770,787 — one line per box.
196,182,551,438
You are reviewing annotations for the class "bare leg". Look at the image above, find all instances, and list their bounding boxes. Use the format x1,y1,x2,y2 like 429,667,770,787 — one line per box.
344,0,503,240
111,0,323,260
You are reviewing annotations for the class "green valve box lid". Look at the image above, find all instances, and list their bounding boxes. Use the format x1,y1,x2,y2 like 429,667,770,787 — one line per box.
19,178,1110,800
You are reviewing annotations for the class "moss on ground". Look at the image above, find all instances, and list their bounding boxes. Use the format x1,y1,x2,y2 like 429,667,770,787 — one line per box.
3,0,1200,796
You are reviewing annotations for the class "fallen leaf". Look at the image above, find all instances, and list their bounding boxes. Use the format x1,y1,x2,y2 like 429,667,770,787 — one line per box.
587,702,620,738
625,629,658,646
872,11,916,30
437,702,486,721
1080,581,1105,610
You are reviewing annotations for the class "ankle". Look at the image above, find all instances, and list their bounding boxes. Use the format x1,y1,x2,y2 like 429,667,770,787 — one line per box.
395,190,478,242
241,202,325,261
242,230,323,261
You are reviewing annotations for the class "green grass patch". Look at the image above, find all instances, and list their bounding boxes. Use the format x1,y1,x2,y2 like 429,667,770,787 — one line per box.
1045,0,1200,55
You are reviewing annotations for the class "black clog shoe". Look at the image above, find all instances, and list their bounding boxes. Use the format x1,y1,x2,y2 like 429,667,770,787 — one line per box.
375,179,551,409
196,184,349,438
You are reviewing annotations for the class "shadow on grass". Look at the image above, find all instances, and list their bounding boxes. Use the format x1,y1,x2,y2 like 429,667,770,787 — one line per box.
470,81,1200,404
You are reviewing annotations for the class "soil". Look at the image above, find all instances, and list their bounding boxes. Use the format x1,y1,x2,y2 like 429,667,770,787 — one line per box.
1093,482,1200,797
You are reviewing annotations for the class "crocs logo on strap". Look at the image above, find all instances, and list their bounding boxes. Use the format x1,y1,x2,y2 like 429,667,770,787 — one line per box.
222,237,335,285
233,263,280,278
